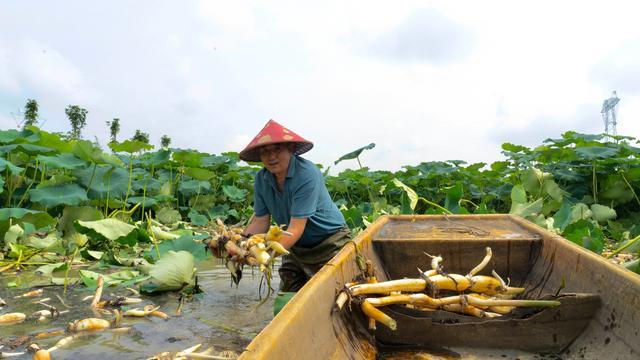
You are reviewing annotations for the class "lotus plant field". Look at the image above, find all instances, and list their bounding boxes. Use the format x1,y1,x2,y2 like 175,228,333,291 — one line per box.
0,126,639,357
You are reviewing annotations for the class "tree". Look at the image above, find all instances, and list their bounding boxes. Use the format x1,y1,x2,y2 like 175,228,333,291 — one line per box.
65,105,88,139
131,129,150,144
106,118,121,143
160,135,172,148
23,99,39,129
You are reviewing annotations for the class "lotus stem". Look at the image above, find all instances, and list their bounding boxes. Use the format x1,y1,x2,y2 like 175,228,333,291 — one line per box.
361,300,396,330
467,247,492,277
350,279,426,296
90,275,104,309
335,291,349,310
441,304,500,318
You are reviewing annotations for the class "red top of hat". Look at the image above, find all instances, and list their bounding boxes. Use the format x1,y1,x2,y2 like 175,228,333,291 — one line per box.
239,119,314,162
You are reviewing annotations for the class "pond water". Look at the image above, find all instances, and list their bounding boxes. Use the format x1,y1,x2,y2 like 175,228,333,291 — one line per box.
0,260,276,359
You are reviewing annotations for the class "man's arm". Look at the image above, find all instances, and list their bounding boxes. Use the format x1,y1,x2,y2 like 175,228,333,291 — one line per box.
278,217,308,249
243,214,271,237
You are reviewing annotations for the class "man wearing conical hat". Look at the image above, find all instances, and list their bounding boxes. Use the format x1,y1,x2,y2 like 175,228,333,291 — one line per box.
239,119,350,292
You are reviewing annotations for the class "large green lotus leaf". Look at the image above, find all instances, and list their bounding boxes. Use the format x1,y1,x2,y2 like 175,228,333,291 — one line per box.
392,179,418,210
0,208,41,221
574,146,618,160
73,140,106,163
189,194,217,213
624,167,640,181
563,219,604,254
144,149,172,167
334,143,375,165
570,203,593,223
521,169,545,195
443,182,463,214
37,153,87,169
552,201,573,232
208,204,231,222
75,218,136,241
179,180,211,196
4,223,24,248
172,150,206,167
79,269,145,289
510,184,527,205
147,234,210,262
201,154,233,167
341,205,364,228
562,131,603,144
139,250,196,293
510,198,543,219
35,262,68,276
34,130,73,152
23,232,61,249
552,168,584,182
109,140,154,153
0,143,55,155
74,165,129,198
542,179,564,201
184,167,215,181
501,143,530,153
0,157,24,174
0,129,25,143
101,152,125,167
59,206,104,237
599,176,634,203
0,174,4,194
188,210,208,226
29,183,88,207
127,196,157,208
399,191,413,214
222,185,247,202
490,161,509,172
590,204,617,223
132,178,162,192
156,208,182,225
541,198,561,216
37,174,74,188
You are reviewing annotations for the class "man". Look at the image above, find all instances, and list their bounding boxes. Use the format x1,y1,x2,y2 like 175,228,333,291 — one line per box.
239,119,350,292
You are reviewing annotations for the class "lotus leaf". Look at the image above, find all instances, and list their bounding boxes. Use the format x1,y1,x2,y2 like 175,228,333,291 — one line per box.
29,183,88,207
590,204,617,223
36,153,87,169
563,219,604,254
75,218,136,241
222,185,247,202
188,210,208,226
139,250,196,293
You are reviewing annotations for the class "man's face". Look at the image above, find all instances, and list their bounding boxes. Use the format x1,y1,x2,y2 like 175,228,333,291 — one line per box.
259,143,293,176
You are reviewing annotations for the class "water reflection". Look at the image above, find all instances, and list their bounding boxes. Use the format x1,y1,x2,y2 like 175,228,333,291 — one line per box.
0,261,277,359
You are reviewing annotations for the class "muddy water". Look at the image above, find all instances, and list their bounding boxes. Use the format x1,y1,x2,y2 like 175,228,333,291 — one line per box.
0,260,276,359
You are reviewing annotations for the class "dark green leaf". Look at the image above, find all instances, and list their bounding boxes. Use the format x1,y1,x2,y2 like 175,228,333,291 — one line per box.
334,143,375,165
29,183,89,207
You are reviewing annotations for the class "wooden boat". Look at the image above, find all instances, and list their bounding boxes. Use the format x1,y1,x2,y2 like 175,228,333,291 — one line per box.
240,215,640,359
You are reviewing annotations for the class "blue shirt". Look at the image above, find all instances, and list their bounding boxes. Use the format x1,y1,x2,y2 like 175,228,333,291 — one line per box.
253,155,346,247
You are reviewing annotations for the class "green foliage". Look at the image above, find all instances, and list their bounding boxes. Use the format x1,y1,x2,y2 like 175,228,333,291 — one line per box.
65,105,88,139
23,99,39,129
0,125,638,275
160,135,171,148
139,250,196,293
106,118,121,143
334,143,375,166
131,129,150,144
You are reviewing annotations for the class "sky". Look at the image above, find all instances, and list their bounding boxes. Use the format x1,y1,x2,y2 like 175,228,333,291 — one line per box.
1,1,639,173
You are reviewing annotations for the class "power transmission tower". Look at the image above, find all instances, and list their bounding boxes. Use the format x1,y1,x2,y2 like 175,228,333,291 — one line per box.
601,90,620,136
